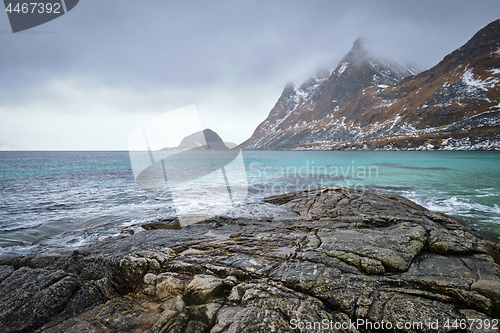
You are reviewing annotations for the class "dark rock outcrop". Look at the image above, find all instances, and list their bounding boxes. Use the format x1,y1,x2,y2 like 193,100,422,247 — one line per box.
1,188,499,332
163,129,230,151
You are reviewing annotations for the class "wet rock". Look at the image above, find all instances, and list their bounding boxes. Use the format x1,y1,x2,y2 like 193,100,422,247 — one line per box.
318,222,427,272
119,247,176,288
374,293,464,331
0,267,80,333
184,274,226,305
143,273,157,296
211,281,356,333
142,218,181,230
156,272,189,300
147,296,188,333
211,306,289,333
471,279,500,315
1,188,499,332
360,257,385,275
120,229,135,235
36,295,178,333
94,277,118,299
392,254,498,316
0,265,14,283
460,309,498,333
471,279,500,300
188,302,222,327
429,228,486,254
184,320,209,333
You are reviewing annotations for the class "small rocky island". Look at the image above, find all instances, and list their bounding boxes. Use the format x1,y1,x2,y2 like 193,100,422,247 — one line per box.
1,188,499,332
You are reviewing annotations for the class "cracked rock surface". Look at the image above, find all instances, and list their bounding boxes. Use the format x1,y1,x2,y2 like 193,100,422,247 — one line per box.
1,188,499,332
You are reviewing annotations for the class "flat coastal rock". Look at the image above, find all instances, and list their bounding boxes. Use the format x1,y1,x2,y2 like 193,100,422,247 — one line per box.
1,188,499,332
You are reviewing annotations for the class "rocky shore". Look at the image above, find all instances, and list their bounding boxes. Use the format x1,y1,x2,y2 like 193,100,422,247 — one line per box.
1,188,499,332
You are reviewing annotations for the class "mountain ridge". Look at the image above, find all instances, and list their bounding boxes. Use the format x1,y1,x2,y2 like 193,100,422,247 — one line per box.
241,20,500,151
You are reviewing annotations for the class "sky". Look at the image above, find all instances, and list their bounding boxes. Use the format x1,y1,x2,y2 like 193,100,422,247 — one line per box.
0,0,499,150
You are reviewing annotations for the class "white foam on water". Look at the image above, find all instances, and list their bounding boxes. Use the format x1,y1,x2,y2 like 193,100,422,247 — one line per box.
474,188,499,198
0,244,39,257
402,191,500,224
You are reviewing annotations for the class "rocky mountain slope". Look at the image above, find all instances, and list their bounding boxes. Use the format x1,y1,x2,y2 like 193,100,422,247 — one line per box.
242,20,500,150
1,188,499,332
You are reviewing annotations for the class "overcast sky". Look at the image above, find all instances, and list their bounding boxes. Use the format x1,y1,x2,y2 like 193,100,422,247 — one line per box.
0,0,499,150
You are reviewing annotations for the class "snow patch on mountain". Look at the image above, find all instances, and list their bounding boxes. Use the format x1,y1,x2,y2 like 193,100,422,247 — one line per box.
374,99,397,109
337,62,348,75
462,69,500,91
368,58,414,85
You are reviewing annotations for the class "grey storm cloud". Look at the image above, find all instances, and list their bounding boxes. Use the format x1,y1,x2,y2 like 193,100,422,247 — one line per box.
0,0,499,149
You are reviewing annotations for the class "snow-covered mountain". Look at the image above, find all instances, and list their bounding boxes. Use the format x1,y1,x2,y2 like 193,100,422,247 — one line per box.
242,20,500,151
0,139,24,151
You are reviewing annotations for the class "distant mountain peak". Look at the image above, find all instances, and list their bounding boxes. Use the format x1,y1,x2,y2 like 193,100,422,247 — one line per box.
178,129,227,150
350,37,369,54
352,37,365,50
0,139,24,151
241,36,414,149
331,37,412,87
162,129,229,151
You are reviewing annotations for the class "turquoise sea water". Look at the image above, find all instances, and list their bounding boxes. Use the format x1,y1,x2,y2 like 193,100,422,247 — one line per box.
0,151,499,257
244,151,500,230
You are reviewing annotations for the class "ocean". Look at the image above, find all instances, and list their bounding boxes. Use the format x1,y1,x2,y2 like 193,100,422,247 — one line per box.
0,150,499,258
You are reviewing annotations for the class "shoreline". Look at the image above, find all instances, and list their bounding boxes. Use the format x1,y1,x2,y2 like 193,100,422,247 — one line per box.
0,188,499,332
